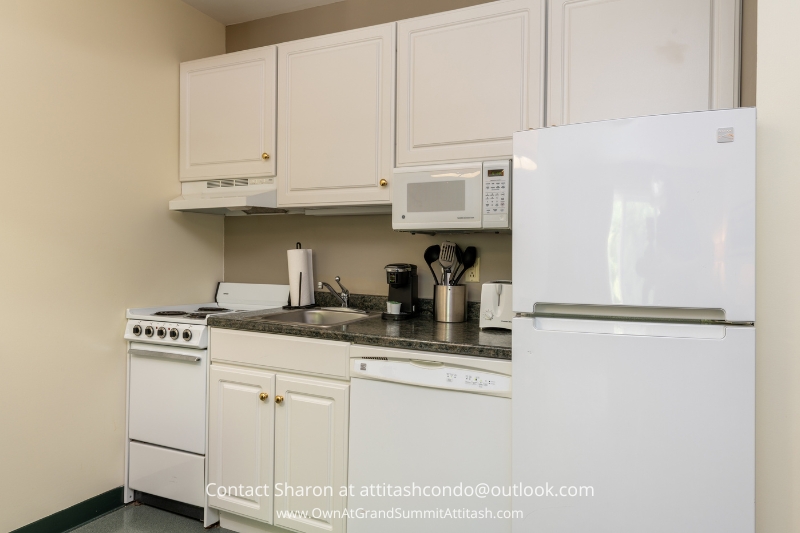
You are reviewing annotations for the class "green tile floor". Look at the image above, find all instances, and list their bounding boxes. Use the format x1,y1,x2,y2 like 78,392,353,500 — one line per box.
69,504,233,533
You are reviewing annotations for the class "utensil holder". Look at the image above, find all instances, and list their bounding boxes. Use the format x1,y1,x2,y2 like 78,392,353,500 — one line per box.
433,285,467,323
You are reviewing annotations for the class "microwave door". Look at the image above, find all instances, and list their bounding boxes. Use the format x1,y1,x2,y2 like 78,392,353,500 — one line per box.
392,166,483,230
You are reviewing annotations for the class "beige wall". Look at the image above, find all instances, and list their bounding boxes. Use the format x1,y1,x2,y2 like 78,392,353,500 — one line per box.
226,0,495,52
0,1,224,530
755,1,800,530
224,214,511,302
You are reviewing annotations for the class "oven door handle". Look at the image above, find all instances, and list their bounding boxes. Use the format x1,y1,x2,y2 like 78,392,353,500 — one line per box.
128,348,201,363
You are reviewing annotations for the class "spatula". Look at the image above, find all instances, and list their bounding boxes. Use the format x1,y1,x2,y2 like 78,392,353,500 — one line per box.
438,241,457,285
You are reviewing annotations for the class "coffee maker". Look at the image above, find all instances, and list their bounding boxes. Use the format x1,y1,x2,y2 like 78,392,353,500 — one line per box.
383,263,419,320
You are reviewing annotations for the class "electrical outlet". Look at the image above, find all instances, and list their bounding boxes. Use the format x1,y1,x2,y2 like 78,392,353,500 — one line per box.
464,257,480,283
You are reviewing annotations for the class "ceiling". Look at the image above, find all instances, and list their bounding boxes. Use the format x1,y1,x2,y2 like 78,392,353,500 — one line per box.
182,0,346,25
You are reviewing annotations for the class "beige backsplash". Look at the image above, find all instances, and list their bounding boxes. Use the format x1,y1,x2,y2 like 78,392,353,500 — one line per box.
224,214,511,301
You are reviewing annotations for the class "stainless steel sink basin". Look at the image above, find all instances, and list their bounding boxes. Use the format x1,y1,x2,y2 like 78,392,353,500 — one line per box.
258,308,374,328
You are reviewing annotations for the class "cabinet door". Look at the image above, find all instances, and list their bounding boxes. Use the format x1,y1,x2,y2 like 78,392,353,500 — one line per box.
547,0,740,126
396,0,545,166
277,25,394,207
207,365,275,523
274,375,349,533
180,46,277,181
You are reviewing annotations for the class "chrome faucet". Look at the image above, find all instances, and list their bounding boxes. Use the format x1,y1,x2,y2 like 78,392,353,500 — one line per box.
317,276,350,308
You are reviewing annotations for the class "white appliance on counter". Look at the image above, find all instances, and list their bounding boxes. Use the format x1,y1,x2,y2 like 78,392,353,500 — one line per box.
480,281,513,330
123,283,289,527
512,109,756,532
348,345,512,533
392,160,510,232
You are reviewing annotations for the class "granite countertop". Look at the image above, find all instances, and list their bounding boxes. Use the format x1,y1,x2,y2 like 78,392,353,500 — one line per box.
208,292,511,360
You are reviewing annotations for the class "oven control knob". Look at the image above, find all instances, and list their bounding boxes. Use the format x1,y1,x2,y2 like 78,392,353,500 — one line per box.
144,326,154,337
169,328,179,340
156,327,167,338
132,325,142,336
182,329,192,341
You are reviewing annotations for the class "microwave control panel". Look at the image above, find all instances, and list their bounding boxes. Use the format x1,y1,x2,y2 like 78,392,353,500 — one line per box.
482,160,511,229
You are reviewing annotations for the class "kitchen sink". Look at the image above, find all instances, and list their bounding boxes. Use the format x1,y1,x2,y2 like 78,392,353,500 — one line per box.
257,308,374,328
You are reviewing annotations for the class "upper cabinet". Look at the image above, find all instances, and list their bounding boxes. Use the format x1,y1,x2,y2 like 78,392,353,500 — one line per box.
396,0,545,167
180,46,277,181
276,25,395,207
547,0,741,126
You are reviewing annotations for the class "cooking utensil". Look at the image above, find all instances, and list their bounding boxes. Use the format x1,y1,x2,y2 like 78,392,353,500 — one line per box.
452,244,464,284
439,241,457,285
423,245,441,285
452,246,477,284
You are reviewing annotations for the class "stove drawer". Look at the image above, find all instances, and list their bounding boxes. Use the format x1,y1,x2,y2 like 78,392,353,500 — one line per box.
129,441,205,507
129,343,207,454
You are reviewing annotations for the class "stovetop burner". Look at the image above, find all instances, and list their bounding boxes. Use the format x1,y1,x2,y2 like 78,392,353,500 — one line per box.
153,310,190,316
185,313,211,319
197,307,231,312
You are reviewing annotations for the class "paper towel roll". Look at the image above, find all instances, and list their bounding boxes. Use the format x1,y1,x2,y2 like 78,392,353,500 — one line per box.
287,248,315,307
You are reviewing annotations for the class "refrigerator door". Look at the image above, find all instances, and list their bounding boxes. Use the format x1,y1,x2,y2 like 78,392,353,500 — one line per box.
511,316,754,533
512,109,755,322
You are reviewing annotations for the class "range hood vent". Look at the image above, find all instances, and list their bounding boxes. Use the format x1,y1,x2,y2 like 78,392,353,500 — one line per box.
206,179,251,188
170,178,286,216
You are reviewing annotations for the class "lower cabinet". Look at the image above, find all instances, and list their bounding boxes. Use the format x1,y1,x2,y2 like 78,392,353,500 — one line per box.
208,365,276,523
274,375,350,533
208,364,350,532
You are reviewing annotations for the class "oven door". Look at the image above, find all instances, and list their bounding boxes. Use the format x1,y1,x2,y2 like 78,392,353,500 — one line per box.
392,163,483,230
128,342,207,454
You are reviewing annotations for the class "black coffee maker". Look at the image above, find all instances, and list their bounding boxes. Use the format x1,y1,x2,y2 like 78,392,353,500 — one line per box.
383,263,419,320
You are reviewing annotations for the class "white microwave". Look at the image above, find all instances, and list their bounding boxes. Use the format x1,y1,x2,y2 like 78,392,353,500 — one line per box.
392,160,511,232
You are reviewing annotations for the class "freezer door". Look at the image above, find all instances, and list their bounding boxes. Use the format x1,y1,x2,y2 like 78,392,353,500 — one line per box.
512,108,755,322
511,317,754,532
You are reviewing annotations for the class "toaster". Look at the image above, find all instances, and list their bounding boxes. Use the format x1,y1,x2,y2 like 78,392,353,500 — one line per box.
480,281,512,330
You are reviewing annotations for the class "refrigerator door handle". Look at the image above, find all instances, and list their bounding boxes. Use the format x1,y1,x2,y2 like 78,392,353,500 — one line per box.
532,303,727,322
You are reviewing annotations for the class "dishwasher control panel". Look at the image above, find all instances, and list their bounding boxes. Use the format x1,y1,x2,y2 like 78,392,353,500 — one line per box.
352,359,511,395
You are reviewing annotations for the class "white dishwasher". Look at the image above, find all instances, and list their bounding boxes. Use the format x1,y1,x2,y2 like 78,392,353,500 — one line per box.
348,345,512,533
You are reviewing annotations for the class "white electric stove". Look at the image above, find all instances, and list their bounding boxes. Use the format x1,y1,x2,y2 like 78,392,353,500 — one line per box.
123,283,289,527
125,282,290,348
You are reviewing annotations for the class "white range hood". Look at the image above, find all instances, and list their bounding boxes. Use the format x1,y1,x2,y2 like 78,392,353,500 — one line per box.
169,178,287,216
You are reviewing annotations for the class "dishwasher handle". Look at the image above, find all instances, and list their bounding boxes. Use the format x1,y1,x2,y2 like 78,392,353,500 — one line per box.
129,348,201,363
410,360,445,368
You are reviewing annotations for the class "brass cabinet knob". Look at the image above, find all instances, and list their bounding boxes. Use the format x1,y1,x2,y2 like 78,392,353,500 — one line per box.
379,179,388,187
275,395,284,404
262,153,270,160
259,392,269,401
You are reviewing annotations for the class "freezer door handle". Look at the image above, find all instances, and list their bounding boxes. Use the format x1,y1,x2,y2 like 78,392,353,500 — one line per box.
129,349,201,363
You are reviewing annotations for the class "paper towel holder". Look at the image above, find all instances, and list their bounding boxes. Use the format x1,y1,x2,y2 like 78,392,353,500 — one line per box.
284,244,319,310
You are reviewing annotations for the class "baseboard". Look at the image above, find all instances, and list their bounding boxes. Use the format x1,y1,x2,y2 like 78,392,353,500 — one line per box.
10,487,124,533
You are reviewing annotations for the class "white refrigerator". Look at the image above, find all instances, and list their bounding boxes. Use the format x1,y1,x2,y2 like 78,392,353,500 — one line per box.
511,109,755,532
